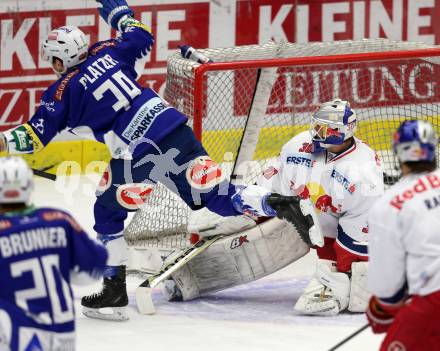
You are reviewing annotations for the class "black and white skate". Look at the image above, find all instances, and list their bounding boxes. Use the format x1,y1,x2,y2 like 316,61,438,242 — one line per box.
81,266,129,321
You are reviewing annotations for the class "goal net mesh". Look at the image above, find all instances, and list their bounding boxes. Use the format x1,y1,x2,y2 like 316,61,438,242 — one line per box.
125,39,440,249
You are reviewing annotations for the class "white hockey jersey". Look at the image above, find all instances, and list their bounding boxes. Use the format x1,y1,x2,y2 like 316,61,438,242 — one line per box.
368,169,440,301
259,131,384,256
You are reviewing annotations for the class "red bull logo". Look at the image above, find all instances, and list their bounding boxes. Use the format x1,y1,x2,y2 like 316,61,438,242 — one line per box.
390,174,440,210
116,183,154,210
186,156,224,190
97,167,112,192
293,181,340,214
263,166,278,180
289,181,310,199
315,194,339,213
326,127,342,138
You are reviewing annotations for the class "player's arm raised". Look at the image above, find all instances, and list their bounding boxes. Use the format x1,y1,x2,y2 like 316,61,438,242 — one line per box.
0,84,68,154
97,0,154,67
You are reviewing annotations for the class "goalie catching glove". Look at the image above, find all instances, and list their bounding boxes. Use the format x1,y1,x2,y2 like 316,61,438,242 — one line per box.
266,194,322,247
231,185,323,247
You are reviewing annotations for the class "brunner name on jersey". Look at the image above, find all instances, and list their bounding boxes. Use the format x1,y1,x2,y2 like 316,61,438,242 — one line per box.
0,227,67,258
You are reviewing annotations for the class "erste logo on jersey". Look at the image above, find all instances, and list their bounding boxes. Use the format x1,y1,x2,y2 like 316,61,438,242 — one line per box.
186,156,224,190
116,183,154,210
331,169,356,194
286,155,314,168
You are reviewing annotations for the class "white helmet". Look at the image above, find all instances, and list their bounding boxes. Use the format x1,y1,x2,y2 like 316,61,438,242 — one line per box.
310,99,357,151
0,157,34,204
41,26,89,74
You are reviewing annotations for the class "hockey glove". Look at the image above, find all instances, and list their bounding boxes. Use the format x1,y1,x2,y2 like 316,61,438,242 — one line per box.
96,0,134,30
266,193,315,246
366,296,400,334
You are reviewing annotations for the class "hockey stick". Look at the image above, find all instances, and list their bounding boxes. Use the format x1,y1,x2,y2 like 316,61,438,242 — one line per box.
135,235,224,314
32,168,57,181
327,323,370,351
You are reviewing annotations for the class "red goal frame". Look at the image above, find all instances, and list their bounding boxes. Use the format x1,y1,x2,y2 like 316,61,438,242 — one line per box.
192,47,440,141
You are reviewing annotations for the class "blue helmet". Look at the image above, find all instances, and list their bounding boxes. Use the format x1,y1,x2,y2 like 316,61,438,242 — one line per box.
310,99,357,153
393,120,438,163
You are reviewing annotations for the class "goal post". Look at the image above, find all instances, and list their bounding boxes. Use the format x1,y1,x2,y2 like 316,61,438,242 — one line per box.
125,39,440,270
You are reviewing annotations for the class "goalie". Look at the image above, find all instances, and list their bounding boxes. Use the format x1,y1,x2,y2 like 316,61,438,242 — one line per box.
166,100,384,316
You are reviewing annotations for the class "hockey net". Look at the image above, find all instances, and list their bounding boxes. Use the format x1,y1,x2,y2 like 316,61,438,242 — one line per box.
125,38,440,252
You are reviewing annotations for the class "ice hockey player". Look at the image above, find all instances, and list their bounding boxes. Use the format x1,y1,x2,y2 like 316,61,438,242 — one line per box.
0,0,305,321
0,156,108,351
179,99,384,315
367,120,440,351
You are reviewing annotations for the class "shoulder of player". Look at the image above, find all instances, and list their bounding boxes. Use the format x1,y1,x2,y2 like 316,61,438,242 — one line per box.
332,138,380,170
37,208,82,230
280,131,313,156
48,67,82,102
88,39,119,56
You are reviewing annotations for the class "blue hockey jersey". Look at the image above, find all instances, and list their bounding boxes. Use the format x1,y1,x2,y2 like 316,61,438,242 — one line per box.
0,207,108,351
13,24,187,159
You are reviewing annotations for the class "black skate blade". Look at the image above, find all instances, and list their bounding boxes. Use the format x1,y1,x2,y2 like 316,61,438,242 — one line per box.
82,306,129,321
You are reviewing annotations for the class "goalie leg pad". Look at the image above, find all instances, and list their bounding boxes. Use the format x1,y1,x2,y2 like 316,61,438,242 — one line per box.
187,207,256,239
165,217,309,301
294,277,341,316
315,259,350,312
294,259,350,316
348,261,371,312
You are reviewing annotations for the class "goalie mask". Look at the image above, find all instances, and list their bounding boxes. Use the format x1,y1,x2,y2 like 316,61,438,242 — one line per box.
0,157,34,205
41,26,89,75
310,99,357,153
393,120,438,163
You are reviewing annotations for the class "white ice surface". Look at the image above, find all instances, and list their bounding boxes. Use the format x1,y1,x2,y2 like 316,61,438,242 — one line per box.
33,176,385,351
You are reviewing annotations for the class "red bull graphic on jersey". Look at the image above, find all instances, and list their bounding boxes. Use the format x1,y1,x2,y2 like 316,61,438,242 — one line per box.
263,166,278,180
97,167,112,192
390,174,440,210
116,183,154,210
186,156,225,190
290,181,340,214
289,181,310,200
326,127,342,138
